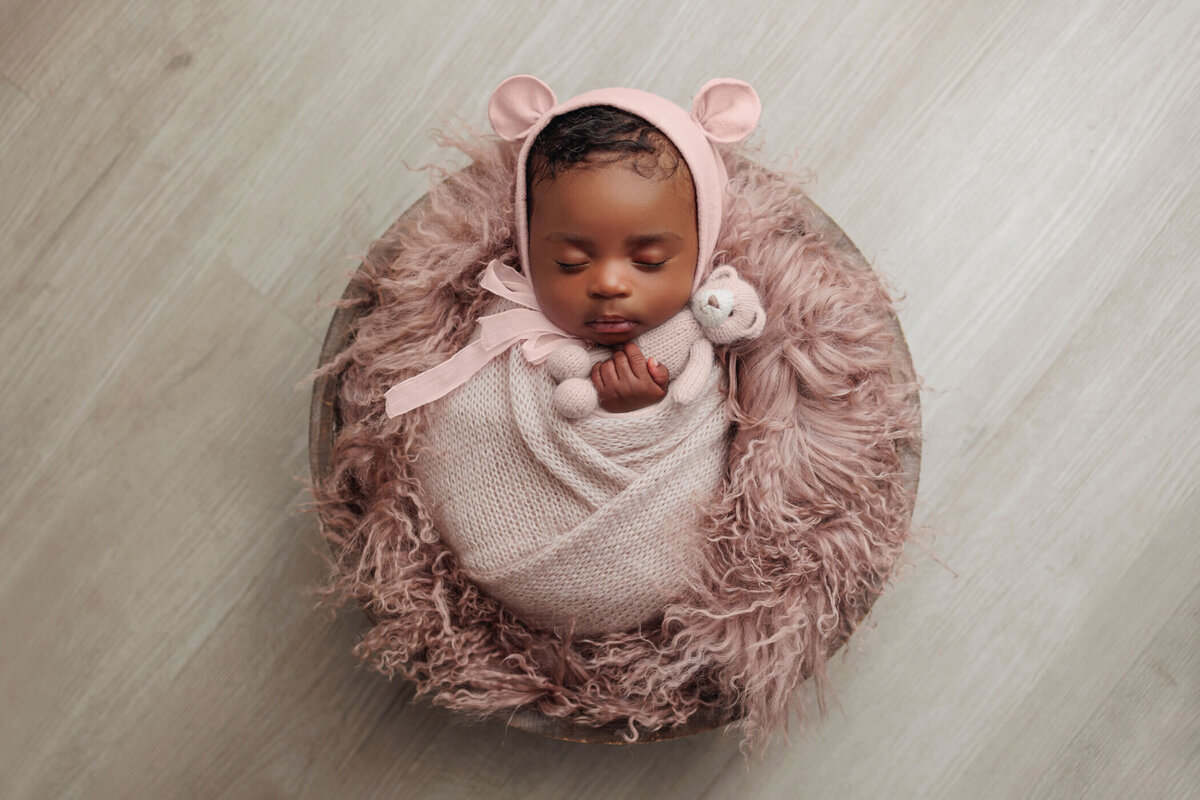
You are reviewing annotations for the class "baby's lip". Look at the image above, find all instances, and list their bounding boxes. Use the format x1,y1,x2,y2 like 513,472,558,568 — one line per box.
587,315,637,334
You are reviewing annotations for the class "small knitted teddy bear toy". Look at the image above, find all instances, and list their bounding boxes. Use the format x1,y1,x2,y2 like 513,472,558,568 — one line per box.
547,265,767,418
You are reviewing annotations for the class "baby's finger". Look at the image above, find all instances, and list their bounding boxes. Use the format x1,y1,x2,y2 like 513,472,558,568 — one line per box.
592,362,619,393
611,349,637,384
599,359,619,388
621,342,651,380
647,357,670,388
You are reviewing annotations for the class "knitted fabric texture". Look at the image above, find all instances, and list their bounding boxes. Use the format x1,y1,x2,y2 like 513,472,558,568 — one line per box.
305,130,921,748
413,295,730,635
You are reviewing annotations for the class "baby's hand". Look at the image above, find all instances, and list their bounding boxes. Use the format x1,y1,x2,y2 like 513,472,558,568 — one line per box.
590,342,670,413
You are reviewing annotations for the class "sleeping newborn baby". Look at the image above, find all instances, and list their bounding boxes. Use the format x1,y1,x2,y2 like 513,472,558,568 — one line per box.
384,75,765,636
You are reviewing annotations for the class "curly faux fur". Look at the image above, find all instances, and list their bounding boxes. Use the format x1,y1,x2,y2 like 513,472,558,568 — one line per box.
303,128,921,749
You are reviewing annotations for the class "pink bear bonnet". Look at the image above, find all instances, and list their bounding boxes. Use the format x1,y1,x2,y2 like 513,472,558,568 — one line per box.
488,74,762,293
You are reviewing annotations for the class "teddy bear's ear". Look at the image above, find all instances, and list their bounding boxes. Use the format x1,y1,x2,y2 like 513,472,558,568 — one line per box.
489,75,557,141
691,79,761,144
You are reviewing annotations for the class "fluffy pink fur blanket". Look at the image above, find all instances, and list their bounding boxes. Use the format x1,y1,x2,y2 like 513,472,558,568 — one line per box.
306,130,921,748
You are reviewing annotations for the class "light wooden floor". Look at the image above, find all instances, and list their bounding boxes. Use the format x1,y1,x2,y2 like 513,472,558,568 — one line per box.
2,1,1197,798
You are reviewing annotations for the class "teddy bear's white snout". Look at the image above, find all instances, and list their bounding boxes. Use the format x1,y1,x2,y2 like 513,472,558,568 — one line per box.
692,288,735,328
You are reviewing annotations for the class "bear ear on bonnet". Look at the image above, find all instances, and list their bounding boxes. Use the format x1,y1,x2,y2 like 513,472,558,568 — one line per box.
488,75,557,141
691,78,761,143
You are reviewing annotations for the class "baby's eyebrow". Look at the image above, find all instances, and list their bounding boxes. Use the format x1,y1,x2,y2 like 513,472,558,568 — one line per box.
625,232,682,247
544,232,589,244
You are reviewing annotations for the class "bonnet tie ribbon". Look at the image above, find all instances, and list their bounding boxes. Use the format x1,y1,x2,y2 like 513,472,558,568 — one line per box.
383,258,584,418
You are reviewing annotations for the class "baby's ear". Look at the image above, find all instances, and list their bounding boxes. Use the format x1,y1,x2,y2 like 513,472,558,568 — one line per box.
691,79,761,144
489,75,557,141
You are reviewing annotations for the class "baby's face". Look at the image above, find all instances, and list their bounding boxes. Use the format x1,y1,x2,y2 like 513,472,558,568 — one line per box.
527,157,698,346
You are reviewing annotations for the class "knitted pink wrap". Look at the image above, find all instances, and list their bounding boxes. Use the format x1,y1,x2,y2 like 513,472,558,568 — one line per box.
410,296,731,635
306,105,920,746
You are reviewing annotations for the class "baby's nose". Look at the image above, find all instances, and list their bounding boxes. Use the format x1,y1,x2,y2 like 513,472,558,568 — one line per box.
588,261,631,297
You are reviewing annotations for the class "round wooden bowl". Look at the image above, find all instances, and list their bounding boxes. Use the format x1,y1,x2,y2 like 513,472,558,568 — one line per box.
309,192,921,744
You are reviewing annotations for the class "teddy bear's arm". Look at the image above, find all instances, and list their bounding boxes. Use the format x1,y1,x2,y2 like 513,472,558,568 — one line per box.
547,342,603,418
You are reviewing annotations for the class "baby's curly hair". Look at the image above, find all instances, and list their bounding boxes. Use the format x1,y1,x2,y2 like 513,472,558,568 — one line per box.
524,105,692,204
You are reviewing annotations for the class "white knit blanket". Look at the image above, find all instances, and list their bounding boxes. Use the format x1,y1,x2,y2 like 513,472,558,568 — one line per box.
412,305,731,636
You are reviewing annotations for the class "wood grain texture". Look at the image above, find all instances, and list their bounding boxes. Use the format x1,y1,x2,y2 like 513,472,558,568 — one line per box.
1,0,1197,797
0,0,123,101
